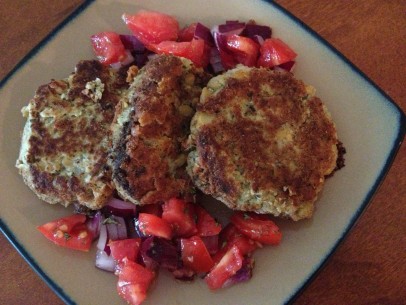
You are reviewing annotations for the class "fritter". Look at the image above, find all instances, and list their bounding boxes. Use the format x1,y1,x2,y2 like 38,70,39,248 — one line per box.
110,55,210,205
16,60,128,209
187,65,339,221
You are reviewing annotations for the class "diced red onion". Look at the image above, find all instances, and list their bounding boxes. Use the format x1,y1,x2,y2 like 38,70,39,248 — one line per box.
251,35,265,45
102,197,137,218
105,216,127,241
223,257,254,288
201,235,219,255
276,61,296,72
125,218,139,239
217,22,246,35
119,34,146,52
140,237,180,271
194,22,215,46
116,216,128,240
106,222,119,241
241,24,272,40
209,47,225,74
140,237,159,270
97,224,108,251
95,249,116,272
132,52,151,68
86,211,103,240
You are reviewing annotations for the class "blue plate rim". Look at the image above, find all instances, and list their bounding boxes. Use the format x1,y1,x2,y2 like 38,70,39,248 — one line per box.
0,1,405,305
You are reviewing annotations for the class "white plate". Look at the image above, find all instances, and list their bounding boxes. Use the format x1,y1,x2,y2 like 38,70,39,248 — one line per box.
0,1,405,304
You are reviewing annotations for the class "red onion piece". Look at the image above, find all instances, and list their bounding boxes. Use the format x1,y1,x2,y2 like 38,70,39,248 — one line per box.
223,257,254,288
96,223,108,251
95,249,116,272
201,235,219,256
86,211,103,240
119,34,146,52
116,216,128,240
105,216,127,241
194,22,215,46
277,61,296,72
217,22,246,35
209,47,225,74
241,24,272,40
140,237,180,271
140,237,159,270
251,35,265,45
102,197,137,218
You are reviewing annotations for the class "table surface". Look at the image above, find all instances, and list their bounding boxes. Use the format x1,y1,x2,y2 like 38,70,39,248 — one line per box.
1,1,405,304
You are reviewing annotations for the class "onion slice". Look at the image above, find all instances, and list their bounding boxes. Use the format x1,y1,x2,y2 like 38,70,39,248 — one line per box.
95,249,116,272
103,197,137,218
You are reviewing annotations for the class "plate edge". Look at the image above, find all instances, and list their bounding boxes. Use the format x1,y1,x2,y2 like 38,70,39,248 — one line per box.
0,1,405,305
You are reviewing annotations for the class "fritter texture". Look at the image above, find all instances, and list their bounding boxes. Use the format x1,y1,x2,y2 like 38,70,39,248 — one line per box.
16,60,128,209
111,55,210,205
187,66,339,220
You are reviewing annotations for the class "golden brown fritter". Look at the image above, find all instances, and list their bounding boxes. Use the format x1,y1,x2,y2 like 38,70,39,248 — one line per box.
110,55,210,205
16,60,128,209
187,65,339,220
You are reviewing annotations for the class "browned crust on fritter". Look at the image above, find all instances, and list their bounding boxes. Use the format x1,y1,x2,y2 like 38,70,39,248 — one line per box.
17,60,128,209
111,55,210,205
188,67,339,219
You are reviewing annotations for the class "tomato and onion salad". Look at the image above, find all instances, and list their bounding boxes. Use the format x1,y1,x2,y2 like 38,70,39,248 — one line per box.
90,10,297,73
38,197,282,304
36,9,295,305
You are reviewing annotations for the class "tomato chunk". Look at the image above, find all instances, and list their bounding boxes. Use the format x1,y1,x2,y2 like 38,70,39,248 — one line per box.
148,39,209,67
122,10,179,45
90,31,127,65
116,258,155,305
205,245,243,290
225,34,260,67
109,238,141,262
162,198,197,237
230,212,282,245
213,223,258,265
178,23,198,42
37,214,93,251
257,38,297,68
195,205,222,236
137,213,173,240
181,236,214,273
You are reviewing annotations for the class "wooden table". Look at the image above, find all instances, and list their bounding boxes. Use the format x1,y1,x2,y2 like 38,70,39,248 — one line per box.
1,1,405,304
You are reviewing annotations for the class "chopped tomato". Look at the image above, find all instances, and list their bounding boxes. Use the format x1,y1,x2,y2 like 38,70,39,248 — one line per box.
109,238,141,262
205,245,243,290
225,34,260,67
212,224,258,265
178,23,197,42
117,284,146,305
122,10,179,45
180,236,214,273
257,38,297,68
195,205,222,236
37,214,93,251
116,258,155,305
148,39,209,67
90,31,127,65
162,198,197,237
137,213,173,240
230,212,282,245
